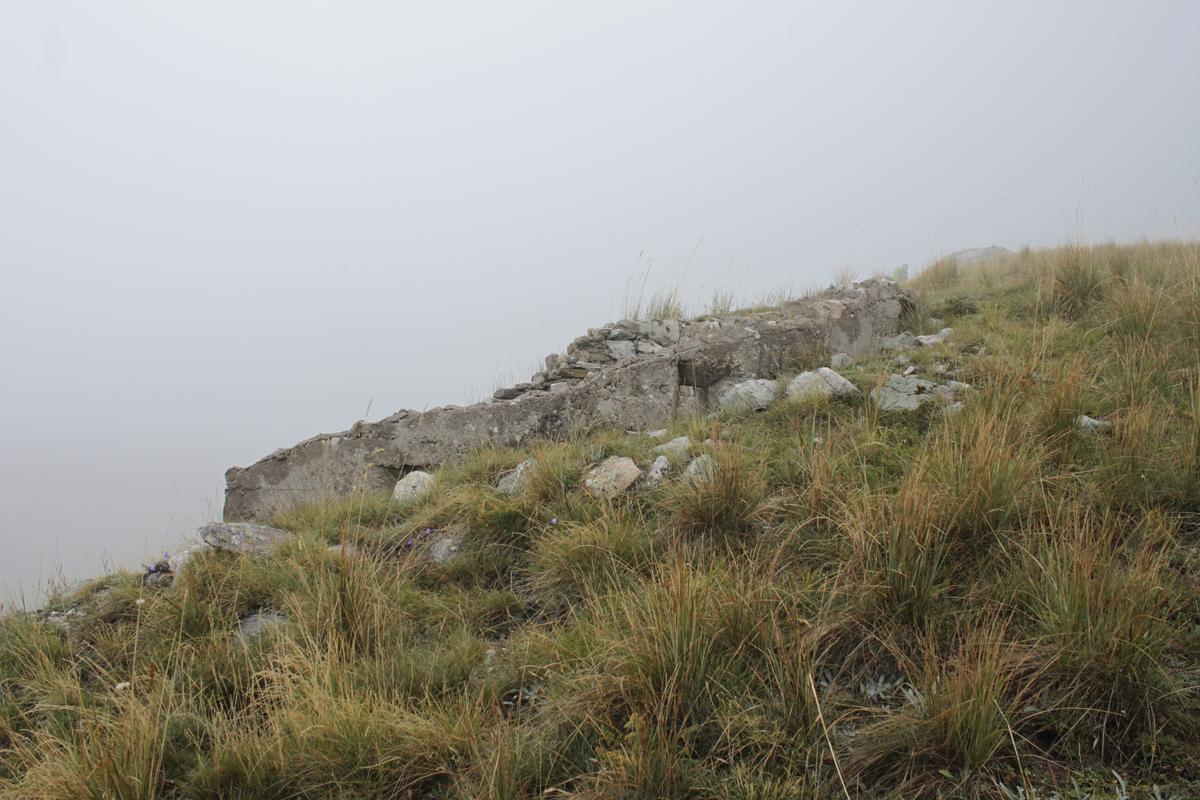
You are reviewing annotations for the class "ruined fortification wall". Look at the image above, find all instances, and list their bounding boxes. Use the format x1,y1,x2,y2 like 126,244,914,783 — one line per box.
223,278,910,521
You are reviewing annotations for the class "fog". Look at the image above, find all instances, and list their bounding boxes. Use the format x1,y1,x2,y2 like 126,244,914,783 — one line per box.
2,2,1198,605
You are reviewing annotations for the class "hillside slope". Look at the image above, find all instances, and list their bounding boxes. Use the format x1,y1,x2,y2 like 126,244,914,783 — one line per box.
3,242,1199,799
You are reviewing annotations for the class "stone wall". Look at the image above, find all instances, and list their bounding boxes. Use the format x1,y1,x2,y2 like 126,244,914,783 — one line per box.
223,278,910,521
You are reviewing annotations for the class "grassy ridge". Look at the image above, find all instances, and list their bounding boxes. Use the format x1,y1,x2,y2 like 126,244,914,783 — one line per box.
2,241,1199,799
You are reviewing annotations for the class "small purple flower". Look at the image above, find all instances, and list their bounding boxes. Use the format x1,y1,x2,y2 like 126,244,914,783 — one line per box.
550,517,558,525
424,528,432,535
407,538,414,546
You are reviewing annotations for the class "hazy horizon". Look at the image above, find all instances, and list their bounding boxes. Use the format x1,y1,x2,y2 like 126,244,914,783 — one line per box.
3,2,1199,605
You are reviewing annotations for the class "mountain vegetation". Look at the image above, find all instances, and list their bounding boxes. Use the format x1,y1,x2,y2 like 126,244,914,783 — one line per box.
3,241,1199,799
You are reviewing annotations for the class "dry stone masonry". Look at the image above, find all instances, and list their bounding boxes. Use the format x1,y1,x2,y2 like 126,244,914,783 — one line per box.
223,278,912,521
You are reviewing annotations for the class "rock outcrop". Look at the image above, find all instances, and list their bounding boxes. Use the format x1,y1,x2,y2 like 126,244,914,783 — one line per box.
223,279,911,521
945,246,1013,264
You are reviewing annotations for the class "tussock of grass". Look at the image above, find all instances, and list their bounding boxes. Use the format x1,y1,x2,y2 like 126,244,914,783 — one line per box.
662,443,766,542
5,241,1200,798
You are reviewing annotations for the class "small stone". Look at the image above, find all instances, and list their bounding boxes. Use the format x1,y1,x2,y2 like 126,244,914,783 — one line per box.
915,327,953,347
718,379,779,411
786,368,860,401
167,542,207,574
199,522,296,559
1076,415,1113,436
606,340,637,360
684,454,717,480
644,455,671,486
651,436,691,460
428,534,461,563
393,471,435,504
647,318,682,346
644,429,668,439
902,365,918,377
882,332,917,350
237,611,287,640
830,353,854,369
871,374,939,412
493,386,523,400
891,354,913,367
583,456,643,498
497,460,535,496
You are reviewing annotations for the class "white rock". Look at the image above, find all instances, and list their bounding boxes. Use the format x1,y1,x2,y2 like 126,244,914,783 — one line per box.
644,455,671,486
583,456,643,498
648,318,682,346
167,542,209,574
871,375,939,412
830,353,854,369
651,436,691,460
684,454,717,480
1076,415,1112,436
718,379,779,411
428,534,461,563
237,611,287,640
786,367,860,401
606,340,637,360
915,327,953,347
497,460,535,495
393,470,435,504
644,429,668,439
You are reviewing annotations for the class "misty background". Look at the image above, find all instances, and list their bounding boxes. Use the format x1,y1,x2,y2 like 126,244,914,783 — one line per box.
2,2,1198,605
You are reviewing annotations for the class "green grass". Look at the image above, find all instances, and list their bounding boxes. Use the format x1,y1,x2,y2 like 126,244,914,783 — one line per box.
4,240,1200,798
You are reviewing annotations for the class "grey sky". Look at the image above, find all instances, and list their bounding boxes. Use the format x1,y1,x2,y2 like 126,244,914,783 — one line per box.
2,2,1198,604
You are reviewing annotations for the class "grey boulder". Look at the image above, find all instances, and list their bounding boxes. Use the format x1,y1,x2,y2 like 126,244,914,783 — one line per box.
718,379,779,411
786,368,860,401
